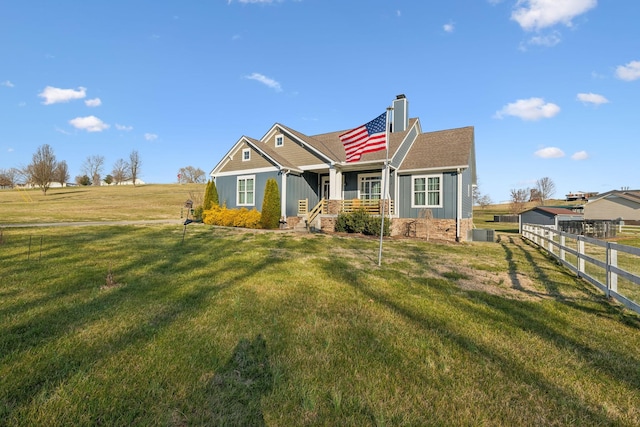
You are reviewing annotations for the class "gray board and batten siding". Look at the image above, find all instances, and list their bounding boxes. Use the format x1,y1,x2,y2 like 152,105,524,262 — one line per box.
285,172,320,217
397,171,457,219
215,171,278,211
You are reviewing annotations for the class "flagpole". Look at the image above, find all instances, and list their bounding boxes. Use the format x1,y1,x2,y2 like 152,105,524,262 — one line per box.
378,106,392,266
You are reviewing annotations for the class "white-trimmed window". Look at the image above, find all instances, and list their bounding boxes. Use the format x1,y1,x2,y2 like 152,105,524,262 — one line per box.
237,175,255,206
242,148,250,161
358,173,382,200
412,174,442,208
275,135,284,147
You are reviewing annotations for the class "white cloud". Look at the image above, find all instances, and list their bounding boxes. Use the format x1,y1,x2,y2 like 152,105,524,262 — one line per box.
145,133,158,141
512,0,597,31
443,22,455,33
85,98,102,107
535,147,565,159
494,97,560,121
69,115,109,132
244,72,282,92
615,60,640,81
396,10,401,17
8,148,14,153
1,80,14,88
571,150,589,160
115,123,133,131
39,86,87,105
577,92,609,105
528,32,561,47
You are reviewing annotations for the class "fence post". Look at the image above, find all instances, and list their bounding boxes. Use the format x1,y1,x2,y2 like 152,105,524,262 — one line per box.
559,234,565,262
577,237,585,276
548,228,554,255
606,243,618,296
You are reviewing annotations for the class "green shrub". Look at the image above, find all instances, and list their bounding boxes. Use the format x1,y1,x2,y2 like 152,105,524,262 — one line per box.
335,208,390,236
260,178,281,229
364,215,391,236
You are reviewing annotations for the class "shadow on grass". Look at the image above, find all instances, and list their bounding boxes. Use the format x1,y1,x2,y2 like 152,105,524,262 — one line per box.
498,233,640,328
321,254,632,425
0,226,291,423
207,334,273,426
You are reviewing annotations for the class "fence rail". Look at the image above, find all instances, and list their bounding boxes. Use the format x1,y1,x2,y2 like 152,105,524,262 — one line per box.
522,223,640,315
620,224,640,235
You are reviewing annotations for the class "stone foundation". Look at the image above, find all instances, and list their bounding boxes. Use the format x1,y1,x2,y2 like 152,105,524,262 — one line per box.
286,216,302,229
303,215,473,242
391,218,456,241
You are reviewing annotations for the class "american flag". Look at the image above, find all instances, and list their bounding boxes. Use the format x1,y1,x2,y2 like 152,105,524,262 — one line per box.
339,112,387,162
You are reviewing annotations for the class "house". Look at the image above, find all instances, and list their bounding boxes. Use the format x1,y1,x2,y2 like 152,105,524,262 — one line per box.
565,191,598,201
519,206,584,233
584,190,640,225
209,95,477,241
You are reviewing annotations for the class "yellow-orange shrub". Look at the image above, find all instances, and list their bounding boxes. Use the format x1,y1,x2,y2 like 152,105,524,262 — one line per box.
202,205,261,229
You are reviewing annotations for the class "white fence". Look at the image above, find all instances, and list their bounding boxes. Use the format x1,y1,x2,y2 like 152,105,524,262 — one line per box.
620,224,640,235
522,223,640,314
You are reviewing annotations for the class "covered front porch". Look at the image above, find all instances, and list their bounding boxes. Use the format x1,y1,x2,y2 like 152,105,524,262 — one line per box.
296,198,394,231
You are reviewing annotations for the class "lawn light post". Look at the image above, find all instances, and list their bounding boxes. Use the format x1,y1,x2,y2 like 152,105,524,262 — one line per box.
182,199,194,244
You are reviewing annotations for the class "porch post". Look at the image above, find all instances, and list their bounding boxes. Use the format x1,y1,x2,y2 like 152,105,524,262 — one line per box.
281,170,288,222
329,165,341,200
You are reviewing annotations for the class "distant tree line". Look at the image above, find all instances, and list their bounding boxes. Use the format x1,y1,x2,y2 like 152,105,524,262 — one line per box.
509,176,557,214
1,144,207,194
0,144,144,195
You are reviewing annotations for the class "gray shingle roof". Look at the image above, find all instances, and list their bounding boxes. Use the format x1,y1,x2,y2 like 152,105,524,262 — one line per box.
218,118,474,174
399,126,474,170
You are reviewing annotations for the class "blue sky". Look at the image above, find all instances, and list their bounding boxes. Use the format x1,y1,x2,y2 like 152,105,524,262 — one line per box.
1,0,638,202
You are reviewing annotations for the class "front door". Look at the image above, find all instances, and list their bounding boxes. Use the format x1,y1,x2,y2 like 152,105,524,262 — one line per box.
321,176,330,200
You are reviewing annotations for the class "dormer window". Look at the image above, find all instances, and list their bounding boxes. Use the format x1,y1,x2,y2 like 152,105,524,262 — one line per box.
242,148,250,161
275,135,284,147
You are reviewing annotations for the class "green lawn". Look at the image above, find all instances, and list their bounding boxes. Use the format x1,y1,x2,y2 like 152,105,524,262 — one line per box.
2,223,640,426
0,184,205,224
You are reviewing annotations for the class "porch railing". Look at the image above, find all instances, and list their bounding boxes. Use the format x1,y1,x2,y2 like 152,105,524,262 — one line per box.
306,199,326,228
298,199,308,216
297,198,394,216
340,199,394,215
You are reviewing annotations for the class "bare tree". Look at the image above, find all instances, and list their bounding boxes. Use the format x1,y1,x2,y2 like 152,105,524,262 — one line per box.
178,166,206,184
129,150,141,186
477,194,493,209
25,144,58,195
473,182,493,209
112,158,129,185
0,168,18,188
535,177,556,205
509,188,529,215
53,161,70,186
82,155,105,187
